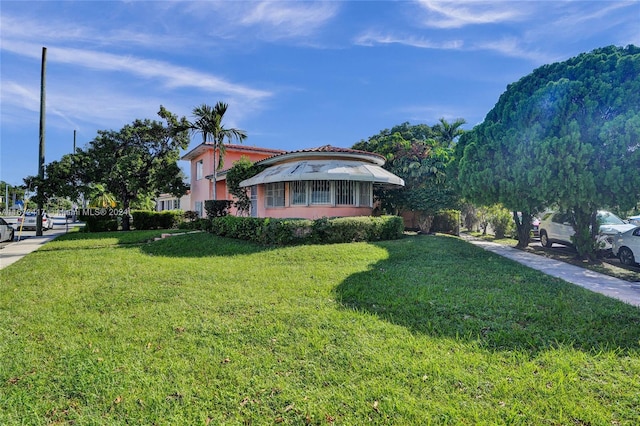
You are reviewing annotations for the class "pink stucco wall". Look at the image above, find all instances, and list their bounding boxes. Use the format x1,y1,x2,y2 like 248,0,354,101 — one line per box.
184,144,283,217
252,183,373,219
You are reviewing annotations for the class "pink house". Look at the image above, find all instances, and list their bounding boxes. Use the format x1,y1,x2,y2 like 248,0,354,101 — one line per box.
240,145,404,219
181,143,285,217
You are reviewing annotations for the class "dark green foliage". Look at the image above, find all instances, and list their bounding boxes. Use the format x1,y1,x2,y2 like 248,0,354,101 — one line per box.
353,121,463,231
459,45,640,255
207,215,404,245
178,218,213,232
204,200,232,217
183,210,199,221
78,209,118,232
132,210,184,230
225,158,266,215
431,210,460,235
24,154,85,208
34,106,191,231
487,205,515,239
80,106,190,231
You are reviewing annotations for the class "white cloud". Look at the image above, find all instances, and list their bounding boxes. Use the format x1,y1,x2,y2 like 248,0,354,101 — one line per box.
0,13,191,51
1,40,271,101
241,1,338,36
354,31,463,49
471,38,555,63
180,0,339,41
417,0,525,28
1,78,153,131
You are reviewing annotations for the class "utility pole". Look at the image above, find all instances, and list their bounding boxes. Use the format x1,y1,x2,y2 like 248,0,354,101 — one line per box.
36,46,46,236
73,129,76,153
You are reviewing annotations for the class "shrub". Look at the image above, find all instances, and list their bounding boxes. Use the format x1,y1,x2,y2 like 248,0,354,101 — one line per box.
431,210,460,235
208,215,404,245
205,200,232,218
488,205,515,239
132,210,184,230
188,218,213,232
184,210,199,221
78,209,119,232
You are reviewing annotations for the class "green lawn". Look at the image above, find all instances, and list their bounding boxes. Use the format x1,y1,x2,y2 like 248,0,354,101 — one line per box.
1,231,639,425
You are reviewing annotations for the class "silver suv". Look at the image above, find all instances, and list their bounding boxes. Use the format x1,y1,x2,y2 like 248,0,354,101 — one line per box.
539,210,635,251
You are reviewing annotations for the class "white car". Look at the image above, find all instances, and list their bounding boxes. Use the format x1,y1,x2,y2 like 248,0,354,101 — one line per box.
539,210,636,251
16,212,54,231
612,226,640,266
628,215,640,226
0,217,15,242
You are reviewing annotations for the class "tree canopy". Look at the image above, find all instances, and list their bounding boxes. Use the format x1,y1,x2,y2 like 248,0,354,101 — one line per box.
458,45,640,256
353,120,463,231
26,106,190,230
79,106,190,230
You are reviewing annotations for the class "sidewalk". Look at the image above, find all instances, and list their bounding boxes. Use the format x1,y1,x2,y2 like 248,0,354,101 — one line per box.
0,228,68,270
460,234,640,307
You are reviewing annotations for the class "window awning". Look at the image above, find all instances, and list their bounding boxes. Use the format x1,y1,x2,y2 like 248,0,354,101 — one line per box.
240,160,404,187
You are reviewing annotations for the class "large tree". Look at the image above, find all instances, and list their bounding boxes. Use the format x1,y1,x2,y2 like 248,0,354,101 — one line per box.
459,45,640,257
187,102,247,200
353,121,461,231
78,106,190,230
24,153,86,211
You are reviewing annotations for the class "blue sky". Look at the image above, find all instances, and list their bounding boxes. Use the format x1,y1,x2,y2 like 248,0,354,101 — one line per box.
1,1,639,186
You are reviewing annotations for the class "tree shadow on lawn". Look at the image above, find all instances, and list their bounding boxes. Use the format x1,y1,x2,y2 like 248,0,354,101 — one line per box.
139,231,276,258
41,229,273,257
334,235,640,356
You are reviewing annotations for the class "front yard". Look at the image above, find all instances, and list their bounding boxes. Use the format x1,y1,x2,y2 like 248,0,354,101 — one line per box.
1,231,639,424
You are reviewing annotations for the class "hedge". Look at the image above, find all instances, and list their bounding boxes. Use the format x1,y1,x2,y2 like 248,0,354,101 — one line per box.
78,209,119,232
132,210,184,230
204,200,232,218
204,215,404,245
431,210,460,235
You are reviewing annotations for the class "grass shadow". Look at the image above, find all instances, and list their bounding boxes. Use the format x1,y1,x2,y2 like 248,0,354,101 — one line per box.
41,229,274,258
140,231,274,258
334,234,640,355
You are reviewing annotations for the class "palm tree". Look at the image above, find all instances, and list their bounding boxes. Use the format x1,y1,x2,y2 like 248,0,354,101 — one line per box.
189,102,247,200
433,117,466,148
87,183,117,208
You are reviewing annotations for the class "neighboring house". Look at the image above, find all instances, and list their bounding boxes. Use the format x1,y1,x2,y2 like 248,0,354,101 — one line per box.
155,191,191,212
181,143,285,217
240,145,404,219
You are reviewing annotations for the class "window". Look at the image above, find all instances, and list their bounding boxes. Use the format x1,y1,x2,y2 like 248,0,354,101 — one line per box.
266,182,285,207
195,201,203,217
359,182,372,207
311,180,331,204
196,160,204,180
291,181,307,205
335,181,355,205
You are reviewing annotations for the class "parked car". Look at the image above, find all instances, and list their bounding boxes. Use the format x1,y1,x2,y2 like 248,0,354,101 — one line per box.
0,217,15,242
531,217,540,238
16,212,54,231
612,226,640,266
628,215,640,226
539,210,635,251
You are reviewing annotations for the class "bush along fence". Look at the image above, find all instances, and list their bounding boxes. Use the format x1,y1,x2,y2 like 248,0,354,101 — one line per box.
184,215,405,246
131,210,185,230
78,209,119,232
